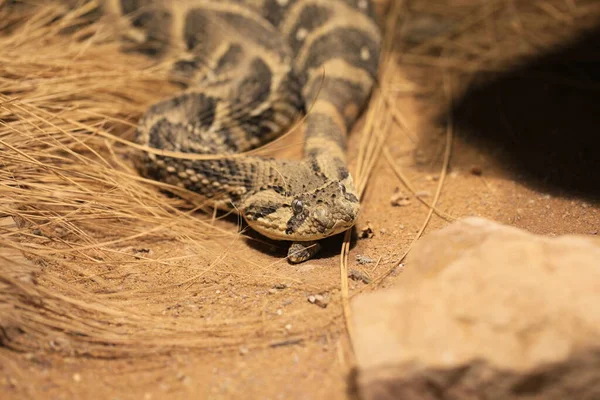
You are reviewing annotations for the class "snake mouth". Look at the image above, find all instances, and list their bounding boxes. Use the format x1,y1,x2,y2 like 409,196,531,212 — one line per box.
246,219,355,242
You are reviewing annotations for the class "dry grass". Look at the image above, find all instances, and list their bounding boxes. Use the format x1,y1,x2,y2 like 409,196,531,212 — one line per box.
0,3,326,357
1,0,599,361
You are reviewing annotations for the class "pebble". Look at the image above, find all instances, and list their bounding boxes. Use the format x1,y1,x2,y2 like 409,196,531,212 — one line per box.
390,188,411,207
349,269,371,284
308,294,329,308
470,165,483,176
355,254,374,264
359,222,374,239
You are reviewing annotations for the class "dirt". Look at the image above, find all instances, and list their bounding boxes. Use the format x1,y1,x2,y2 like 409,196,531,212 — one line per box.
1,0,600,399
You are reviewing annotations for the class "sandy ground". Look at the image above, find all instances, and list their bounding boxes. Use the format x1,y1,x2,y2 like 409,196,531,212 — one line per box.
1,0,600,399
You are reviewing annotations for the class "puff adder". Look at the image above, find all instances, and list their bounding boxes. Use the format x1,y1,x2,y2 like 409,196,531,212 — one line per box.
74,0,381,263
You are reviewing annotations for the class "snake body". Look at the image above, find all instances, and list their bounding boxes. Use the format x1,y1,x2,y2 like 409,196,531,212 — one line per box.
78,0,381,262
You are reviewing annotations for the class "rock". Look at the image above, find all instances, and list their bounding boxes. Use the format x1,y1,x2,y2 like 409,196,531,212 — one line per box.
351,217,600,400
355,254,375,265
359,222,375,239
349,269,371,284
390,188,411,207
308,294,329,308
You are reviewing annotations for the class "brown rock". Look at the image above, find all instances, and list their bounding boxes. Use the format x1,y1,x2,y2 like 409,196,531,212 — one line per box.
351,217,600,400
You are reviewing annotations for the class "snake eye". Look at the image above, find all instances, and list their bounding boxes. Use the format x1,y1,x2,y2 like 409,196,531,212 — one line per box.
291,198,303,214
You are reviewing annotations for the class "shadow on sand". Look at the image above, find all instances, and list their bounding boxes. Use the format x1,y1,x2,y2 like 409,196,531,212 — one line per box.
444,26,600,200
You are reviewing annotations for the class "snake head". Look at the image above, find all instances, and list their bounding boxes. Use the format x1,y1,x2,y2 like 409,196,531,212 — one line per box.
242,179,360,241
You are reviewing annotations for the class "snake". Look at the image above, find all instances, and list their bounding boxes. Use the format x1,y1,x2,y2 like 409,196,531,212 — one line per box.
64,0,381,263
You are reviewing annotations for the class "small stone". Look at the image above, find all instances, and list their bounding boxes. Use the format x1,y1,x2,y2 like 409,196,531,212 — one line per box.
349,269,371,284
390,188,411,207
470,165,483,176
285,324,293,331
415,191,430,199
268,289,278,295
276,309,283,316
308,294,329,308
359,222,374,239
355,254,374,264
72,373,81,383
273,283,287,290
239,346,249,355
313,294,329,309
132,247,152,259
393,263,405,275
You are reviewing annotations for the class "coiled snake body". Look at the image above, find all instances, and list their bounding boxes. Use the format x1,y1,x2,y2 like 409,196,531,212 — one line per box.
81,0,381,262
